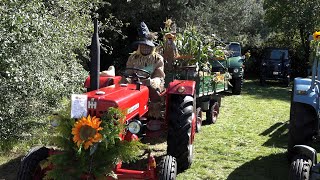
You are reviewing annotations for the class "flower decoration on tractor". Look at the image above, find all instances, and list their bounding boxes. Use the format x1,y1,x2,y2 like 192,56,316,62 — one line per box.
72,115,103,150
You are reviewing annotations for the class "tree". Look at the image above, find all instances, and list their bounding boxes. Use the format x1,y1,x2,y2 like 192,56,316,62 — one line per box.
264,0,320,64
0,0,124,150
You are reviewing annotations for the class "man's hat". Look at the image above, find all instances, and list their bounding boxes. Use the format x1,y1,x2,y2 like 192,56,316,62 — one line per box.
134,22,157,47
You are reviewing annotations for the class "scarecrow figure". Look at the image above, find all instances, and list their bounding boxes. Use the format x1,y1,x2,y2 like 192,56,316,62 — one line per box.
162,19,179,72
125,22,165,118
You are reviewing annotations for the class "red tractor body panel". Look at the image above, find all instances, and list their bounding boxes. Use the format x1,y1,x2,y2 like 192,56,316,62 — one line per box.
167,79,196,96
85,84,149,120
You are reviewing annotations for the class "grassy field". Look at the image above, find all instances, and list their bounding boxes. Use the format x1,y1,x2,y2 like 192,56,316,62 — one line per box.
177,79,291,180
0,79,292,179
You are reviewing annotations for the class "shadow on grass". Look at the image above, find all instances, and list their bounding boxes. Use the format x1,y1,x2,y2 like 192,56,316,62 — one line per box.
260,121,289,149
0,155,22,180
243,79,291,102
227,152,289,180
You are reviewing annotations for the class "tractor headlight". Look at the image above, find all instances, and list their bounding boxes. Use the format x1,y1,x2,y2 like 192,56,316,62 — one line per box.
233,68,239,73
128,120,142,134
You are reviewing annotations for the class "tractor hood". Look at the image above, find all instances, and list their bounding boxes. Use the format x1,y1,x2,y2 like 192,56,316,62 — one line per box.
72,84,149,120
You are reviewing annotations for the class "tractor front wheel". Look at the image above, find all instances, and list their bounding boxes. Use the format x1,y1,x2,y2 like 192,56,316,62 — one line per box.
289,155,312,180
288,102,316,161
158,155,177,180
167,95,194,172
232,77,243,95
17,146,49,180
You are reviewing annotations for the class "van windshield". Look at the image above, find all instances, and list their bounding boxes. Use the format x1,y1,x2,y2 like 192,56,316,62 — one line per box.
266,49,288,60
228,44,241,57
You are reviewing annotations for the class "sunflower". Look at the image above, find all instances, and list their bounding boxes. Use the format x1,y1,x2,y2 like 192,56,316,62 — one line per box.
72,115,103,149
313,31,320,41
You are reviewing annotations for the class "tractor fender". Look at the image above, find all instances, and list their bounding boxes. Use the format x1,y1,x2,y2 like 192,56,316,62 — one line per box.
292,77,317,112
293,145,317,165
166,80,196,96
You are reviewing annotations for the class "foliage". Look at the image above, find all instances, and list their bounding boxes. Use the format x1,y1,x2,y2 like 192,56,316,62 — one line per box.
45,107,144,179
0,0,126,151
264,0,320,65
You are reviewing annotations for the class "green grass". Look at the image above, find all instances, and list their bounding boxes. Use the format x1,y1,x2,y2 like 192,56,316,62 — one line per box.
177,79,291,180
0,79,292,179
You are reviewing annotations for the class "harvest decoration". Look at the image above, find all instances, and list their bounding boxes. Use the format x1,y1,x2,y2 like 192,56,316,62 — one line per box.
311,31,320,59
44,107,144,179
72,115,103,150
313,31,320,41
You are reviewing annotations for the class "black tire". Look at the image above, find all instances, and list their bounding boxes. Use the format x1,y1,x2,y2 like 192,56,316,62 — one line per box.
289,155,312,180
284,76,290,87
260,76,265,86
287,102,316,161
158,155,177,180
17,146,49,180
167,95,194,172
232,77,243,95
196,107,202,133
205,100,219,124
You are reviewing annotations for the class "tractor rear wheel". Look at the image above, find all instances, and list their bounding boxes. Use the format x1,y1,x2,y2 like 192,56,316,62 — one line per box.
232,77,243,95
196,107,202,133
205,100,219,124
288,102,316,161
289,155,312,180
167,95,194,172
158,155,177,180
17,146,49,180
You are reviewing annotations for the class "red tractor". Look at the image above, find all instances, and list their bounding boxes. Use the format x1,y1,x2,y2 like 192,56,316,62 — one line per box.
18,20,197,180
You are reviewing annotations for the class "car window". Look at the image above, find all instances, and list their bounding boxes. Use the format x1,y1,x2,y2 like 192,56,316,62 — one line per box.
266,49,288,60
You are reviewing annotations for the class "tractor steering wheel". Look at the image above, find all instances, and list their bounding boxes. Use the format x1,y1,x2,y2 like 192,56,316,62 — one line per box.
123,67,151,80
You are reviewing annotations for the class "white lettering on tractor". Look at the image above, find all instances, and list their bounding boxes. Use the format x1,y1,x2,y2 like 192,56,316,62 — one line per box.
88,98,97,109
127,103,139,114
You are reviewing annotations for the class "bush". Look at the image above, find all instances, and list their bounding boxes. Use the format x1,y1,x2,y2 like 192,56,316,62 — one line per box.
0,0,105,150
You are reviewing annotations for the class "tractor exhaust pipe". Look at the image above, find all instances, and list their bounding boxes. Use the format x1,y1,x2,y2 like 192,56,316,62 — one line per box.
90,19,100,91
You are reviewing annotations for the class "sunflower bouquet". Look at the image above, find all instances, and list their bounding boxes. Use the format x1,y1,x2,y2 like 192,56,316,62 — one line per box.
312,31,320,57
44,107,144,179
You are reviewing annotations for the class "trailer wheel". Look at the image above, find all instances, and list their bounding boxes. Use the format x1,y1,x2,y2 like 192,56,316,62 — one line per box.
289,155,312,180
288,102,316,160
196,107,202,133
167,95,194,172
232,77,243,95
17,146,49,180
205,100,219,124
158,155,177,180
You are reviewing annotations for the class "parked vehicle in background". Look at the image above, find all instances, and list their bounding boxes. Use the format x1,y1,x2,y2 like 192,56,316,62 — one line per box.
211,42,244,95
260,47,291,86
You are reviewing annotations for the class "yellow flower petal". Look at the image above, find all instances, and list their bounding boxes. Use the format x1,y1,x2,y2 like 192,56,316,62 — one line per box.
72,115,103,149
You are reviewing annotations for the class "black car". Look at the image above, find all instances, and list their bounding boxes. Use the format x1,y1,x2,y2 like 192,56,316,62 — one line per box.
260,47,291,86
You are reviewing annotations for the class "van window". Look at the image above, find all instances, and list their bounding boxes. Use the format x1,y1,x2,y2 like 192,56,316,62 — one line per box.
266,49,288,60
